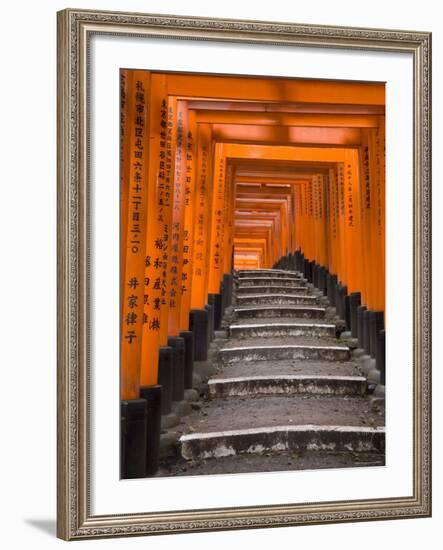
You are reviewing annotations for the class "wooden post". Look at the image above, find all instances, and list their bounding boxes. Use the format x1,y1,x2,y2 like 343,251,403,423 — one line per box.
179,110,198,330
167,100,188,337
120,71,151,399
190,124,213,310
140,73,167,387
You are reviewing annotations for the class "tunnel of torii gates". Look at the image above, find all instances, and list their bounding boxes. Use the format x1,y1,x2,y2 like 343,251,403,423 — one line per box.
120,70,385,469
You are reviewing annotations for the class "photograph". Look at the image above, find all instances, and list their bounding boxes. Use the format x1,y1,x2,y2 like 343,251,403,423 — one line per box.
119,69,386,479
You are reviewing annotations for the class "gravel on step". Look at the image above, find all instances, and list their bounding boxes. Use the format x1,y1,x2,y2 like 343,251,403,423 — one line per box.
230,317,335,327
220,336,348,350
157,449,385,477
212,359,361,379
177,394,384,434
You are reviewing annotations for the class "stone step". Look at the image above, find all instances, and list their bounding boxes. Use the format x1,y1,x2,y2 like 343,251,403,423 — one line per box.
179,394,384,460
237,285,310,295
213,358,362,380
238,277,304,287
236,294,318,306
234,305,325,319
158,448,385,476
208,374,367,398
219,342,350,363
181,425,385,460
238,269,302,279
229,321,336,338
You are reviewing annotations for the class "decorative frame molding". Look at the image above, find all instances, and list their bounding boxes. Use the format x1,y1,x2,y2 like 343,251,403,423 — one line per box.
57,8,431,540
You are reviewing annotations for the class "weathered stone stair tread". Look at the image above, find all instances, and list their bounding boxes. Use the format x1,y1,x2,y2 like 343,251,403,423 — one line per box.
180,394,384,432
239,269,302,280
213,359,360,379
237,285,309,294
238,267,300,274
235,304,323,310
221,336,347,350
237,284,308,291
171,264,385,470
229,322,335,339
237,294,316,300
230,317,334,327
179,394,384,460
219,337,350,363
158,449,385,477
238,277,303,284
208,374,366,398
236,295,318,307
234,304,326,319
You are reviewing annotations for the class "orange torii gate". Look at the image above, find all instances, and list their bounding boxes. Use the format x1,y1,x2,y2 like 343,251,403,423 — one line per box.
165,73,385,106
190,100,383,292
188,99,385,115
190,104,383,272
233,237,268,265
234,214,280,267
120,70,151,401
231,154,383,310
195,110,382,127
222,143,372,295
235,176,318,255
235,199,290,264
229,162,326,280
236,188,294,254
165,72,384,311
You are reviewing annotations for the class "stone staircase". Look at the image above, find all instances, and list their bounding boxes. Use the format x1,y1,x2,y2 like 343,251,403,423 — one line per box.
167,268,385,475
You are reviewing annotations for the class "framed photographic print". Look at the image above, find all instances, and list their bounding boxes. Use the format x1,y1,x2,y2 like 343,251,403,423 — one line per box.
57,8,431,540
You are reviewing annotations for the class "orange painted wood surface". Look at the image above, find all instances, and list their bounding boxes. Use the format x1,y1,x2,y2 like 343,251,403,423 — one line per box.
120,69,386,398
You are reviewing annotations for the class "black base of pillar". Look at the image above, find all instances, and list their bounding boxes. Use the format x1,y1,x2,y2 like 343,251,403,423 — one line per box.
336,285,347,320
376,329,386,385
369,311,385,359
303,258,312,282
139,385,162,476
327,274,338,306
357,305,367,348
220,281,226,320
344,294,351,330
295,251,304,272
312,262,319,287
179,330,194,389
189,308,209,361
335,284,342,318
157,346,173,415
205,303,215,341
221,273,233,318
168,336,185,402
222,273,233,308
326,273,332,303
209,292,222,330
318,266,327,295
309,260,314,282
120,399,147,479
363,310,371,354
349,292,361,338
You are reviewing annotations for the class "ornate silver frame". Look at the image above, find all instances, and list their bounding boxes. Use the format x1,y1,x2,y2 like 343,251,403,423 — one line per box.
57,8,431,540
